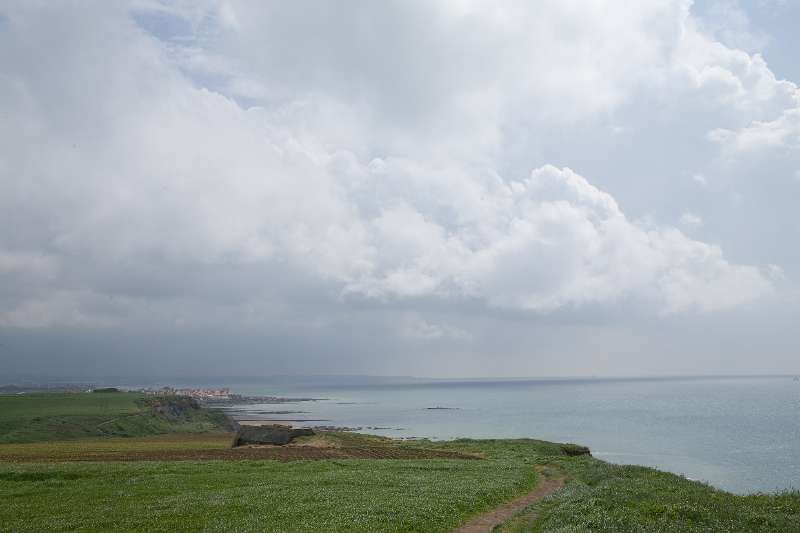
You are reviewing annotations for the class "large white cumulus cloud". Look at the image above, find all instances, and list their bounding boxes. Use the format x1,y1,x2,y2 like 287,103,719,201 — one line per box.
0,0,785,329
334,161,772,313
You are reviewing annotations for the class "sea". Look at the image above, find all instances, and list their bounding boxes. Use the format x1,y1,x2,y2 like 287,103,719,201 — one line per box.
222,375,799,495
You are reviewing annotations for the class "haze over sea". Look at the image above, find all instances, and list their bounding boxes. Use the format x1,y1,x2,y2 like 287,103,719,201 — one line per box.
226,375,799,495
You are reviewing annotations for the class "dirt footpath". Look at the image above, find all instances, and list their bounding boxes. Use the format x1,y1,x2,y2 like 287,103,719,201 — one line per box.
454,467,565,532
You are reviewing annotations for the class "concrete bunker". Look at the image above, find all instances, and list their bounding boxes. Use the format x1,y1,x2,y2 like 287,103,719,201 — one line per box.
232,424,315,447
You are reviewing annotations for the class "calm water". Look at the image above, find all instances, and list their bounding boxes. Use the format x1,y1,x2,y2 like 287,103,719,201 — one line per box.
227,376,800,494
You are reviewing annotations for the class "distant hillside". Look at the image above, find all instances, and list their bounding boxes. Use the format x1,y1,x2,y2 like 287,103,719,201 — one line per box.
0,392,234,443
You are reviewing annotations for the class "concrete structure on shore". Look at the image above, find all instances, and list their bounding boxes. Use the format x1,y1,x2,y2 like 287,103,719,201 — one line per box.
232,425,314,447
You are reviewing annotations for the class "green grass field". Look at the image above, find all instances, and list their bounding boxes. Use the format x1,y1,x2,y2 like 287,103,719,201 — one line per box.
1,393,798,532
0,454,536,532
0,392,231,443
498,455,800,532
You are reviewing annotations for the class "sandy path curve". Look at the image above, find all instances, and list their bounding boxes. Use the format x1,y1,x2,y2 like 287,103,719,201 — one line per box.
454,468,565,533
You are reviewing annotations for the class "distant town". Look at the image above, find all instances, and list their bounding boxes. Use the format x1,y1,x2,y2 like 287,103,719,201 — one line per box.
0,383,230,400
0,383,323,406
136,387,231,399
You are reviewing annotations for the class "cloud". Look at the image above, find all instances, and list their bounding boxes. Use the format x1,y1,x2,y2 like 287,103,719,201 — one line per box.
398,315,471,341
710,107,800,155
0,0,783,333
679,213,704,228
341,163,772,314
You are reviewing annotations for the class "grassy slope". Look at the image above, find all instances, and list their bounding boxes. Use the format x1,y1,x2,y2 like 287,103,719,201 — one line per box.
0,393,231,443
6,435,796,532
0,435,543,532
497,452,800,533
1,395,798,532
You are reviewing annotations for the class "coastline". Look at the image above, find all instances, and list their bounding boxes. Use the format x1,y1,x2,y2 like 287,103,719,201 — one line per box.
204,376,800,495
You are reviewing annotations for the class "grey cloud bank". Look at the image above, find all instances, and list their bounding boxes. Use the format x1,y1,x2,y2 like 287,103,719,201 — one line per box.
0,1,798,378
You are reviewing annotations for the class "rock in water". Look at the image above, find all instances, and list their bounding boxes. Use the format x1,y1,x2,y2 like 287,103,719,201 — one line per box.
231,424,314,447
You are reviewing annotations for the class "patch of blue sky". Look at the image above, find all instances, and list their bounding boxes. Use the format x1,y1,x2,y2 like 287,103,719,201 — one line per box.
130,7,242,103
131,8,197,43
692,0,800,84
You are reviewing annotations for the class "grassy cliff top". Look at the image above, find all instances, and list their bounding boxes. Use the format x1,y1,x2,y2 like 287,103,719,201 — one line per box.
1,393,798,531
0,392,231,443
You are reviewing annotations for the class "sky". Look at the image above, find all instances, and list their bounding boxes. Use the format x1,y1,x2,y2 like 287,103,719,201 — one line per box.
1,0,799,379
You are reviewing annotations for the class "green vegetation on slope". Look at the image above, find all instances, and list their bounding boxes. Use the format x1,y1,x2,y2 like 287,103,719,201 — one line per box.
1,394,798,532
0,451,538,532
0,393,232,443
496,452,800,533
